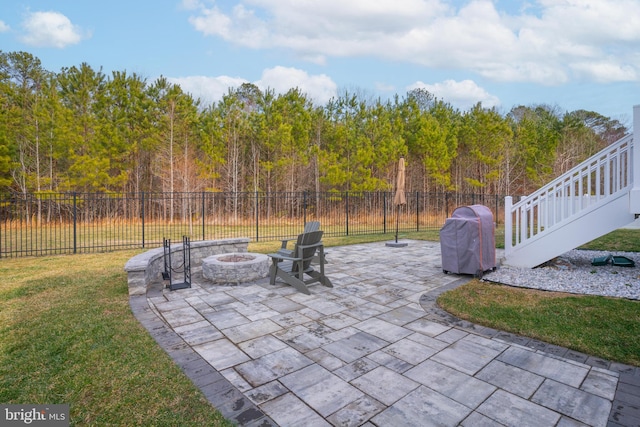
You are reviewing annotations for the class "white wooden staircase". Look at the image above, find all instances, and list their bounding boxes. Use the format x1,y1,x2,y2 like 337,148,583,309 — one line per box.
503,105,640,268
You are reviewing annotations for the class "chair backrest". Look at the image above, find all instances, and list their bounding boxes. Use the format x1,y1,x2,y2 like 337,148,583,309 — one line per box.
303,221,321,233
293,230,323,271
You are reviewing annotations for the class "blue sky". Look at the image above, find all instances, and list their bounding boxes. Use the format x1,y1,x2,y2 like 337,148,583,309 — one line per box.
1,0,639,126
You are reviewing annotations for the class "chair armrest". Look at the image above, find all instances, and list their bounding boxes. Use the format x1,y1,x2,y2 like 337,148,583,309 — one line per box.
277,248,294,257
280,238,295,249
267,253,301,262
297,241,324,251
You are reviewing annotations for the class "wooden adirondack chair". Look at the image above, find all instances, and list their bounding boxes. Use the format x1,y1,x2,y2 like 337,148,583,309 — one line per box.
278,221,321,256
268,230,332,295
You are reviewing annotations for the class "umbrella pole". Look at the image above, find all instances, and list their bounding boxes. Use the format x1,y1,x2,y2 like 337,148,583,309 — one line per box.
395,204,399,243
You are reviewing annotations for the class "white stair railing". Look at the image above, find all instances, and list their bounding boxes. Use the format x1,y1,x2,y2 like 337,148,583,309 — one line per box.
505,133,633,257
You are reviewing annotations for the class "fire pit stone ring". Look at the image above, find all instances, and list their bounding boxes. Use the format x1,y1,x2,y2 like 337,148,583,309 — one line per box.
202,252,270,284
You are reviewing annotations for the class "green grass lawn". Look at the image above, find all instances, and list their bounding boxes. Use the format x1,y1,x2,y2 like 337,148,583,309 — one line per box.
577,228,640,252
0,251,234,426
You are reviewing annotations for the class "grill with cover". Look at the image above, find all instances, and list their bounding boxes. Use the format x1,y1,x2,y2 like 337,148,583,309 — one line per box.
440,204,496,277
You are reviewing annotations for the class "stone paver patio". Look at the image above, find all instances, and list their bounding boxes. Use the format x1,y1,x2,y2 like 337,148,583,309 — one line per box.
129,240,640,426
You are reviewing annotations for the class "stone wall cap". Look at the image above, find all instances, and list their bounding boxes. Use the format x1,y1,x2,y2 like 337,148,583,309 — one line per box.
124,238,250,272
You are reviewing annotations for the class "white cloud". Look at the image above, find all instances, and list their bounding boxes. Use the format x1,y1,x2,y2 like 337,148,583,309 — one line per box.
255,66,337,105
570,61,638,83
188,5,233,39
19,11,88,48
186,0,640,85
168,67,337,106
188,4,268,48
167,75,249,105
408,79,501,111
0,20,10,32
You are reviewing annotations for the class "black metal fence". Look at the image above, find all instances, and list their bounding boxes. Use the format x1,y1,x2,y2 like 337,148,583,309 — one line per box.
0,191,505,258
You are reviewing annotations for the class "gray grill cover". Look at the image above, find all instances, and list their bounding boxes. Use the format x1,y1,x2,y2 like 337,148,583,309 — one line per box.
440,205,496,275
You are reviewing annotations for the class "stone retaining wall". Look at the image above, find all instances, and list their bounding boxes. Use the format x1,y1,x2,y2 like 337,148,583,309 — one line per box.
124,238,250,296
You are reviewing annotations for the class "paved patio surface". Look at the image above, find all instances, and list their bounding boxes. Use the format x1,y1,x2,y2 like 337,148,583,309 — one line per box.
129,240,640,426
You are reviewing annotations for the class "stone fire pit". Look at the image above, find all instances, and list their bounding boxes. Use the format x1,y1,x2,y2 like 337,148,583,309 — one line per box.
202,252,269,284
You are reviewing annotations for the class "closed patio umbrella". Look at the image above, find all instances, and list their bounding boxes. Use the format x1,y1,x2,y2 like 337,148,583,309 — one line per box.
393,157,406,206
387,157,408,247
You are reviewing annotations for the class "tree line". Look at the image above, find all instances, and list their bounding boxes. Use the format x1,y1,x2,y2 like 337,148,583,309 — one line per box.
0,50,628,198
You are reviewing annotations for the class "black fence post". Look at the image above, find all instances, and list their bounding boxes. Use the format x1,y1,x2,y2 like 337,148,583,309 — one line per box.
141,192,145,248
445,192,450,219
345,191,349,236
416,191,419,231
255,191,259,242
303,191,308,225
383,192,387,234
202,191,206,241
73,192,77,254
